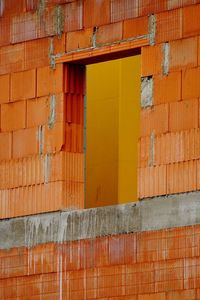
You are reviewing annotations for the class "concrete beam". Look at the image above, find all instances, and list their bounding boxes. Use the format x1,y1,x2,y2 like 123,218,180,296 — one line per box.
1,191,200,249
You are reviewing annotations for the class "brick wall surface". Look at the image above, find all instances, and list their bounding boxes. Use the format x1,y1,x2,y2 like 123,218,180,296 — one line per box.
0,225,200,299
1,1,200,298
0,0,199,217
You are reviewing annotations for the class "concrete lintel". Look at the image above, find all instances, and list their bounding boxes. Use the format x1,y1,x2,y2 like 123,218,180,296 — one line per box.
1,191,200,249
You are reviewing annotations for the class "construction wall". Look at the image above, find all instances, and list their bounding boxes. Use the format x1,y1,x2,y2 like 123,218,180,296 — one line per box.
0,0,200,217
1,225,200,299
0,194,200,299
0,0,200,299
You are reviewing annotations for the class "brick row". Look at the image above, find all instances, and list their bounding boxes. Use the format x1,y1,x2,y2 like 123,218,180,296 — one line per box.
0,64,63,101
1,226,200,275
66,15,149,53
0,180,84,219
0,0,197,21
0,6,199,76
138,159,198,198
0,272,197,299
0,2,199,54
0,122,66,160
0,151,84,189
138,128,200,168
142,37,198,76
0,181,64,219
0,122,65,160
0,36,65,75
1,226,200,296
1,2,83,45
140,99,199,137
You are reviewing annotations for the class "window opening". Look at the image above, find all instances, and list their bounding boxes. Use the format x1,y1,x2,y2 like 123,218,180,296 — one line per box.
85,55,141,208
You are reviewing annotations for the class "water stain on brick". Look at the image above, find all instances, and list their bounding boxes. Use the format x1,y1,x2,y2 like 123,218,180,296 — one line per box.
53,5,64,38
37,0,46,16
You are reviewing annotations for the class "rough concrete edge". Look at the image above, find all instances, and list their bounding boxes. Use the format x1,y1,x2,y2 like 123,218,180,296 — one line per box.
1,191,200,249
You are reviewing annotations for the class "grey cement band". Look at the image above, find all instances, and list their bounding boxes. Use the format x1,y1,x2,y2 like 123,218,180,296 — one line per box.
1,191,200,249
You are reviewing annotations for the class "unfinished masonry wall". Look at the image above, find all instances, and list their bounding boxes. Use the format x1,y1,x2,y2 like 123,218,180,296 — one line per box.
1,193,200,299
0,0,200,217
1,0,200,299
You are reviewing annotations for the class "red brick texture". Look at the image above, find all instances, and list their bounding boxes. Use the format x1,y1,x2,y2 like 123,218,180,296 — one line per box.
138,4,200,199
1,1,200,298
0,2,200,209
0,225,200,299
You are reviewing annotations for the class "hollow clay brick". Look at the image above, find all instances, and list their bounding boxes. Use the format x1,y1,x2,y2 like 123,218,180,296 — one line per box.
0,74,9,104
1,100,26,132
13,127,38,158
140,104,169,137
11,69,36,101
169,99,198,132
123,16,148,39
0,132,12,160
154,72,181,104
37,64,63,97
84,0,110,28
66,28,93,52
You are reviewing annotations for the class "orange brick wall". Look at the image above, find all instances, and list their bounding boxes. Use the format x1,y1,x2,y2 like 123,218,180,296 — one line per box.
1,225,200,299
0,1,200,216
1,2,200,298
138,4,200,197
0,61,85,218
0,0,200,218
0,1,200,217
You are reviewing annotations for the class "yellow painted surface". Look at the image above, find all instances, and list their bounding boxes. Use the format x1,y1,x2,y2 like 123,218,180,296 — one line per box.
86,55,140,208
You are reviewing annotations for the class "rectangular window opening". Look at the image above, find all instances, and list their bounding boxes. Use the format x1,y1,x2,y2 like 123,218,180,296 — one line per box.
64,53,141,209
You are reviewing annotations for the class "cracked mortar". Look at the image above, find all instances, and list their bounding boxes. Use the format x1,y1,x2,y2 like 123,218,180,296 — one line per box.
141,76,153,108
162,42,170,75
37,126,44,155
48,94,56,129
44,154,51,184
48,38,56,69
149,132,155,167
92,26,98,48
148,14,156,46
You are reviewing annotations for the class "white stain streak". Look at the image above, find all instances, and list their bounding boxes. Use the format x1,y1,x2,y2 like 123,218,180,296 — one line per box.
59,252,63,300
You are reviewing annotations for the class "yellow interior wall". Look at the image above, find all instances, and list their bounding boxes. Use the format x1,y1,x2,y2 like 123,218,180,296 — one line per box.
86,55,140,208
